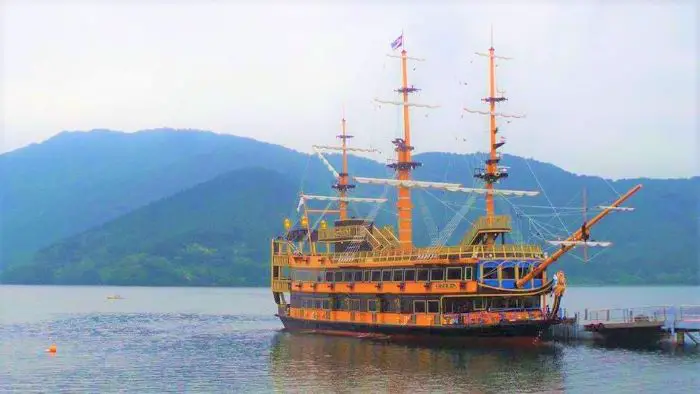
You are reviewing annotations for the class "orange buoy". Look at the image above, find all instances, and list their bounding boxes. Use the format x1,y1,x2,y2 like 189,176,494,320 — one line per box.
46,344,57,353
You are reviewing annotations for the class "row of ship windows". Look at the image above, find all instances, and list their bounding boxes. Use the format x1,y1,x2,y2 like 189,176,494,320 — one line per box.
294,296,541,313
290,266,474,283
287,266,540,283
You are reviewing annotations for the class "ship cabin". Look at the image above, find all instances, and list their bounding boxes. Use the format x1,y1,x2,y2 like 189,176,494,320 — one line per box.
271,213,555,327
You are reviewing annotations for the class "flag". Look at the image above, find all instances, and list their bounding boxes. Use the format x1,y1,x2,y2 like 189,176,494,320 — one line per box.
390,34,403,50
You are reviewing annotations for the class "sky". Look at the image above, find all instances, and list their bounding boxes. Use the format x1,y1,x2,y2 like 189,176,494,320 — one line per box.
1,0,697,179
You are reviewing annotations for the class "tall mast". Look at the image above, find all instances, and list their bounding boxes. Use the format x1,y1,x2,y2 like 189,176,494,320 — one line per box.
390,47,421,250
465,34,522,245
582,187,588,262
332,111,355,220
371,34,436,249
485,44,499,220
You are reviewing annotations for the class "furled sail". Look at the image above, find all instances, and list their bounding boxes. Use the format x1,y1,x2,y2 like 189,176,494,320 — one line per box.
312,145,379,154
596,206,635,212
353,177,538,196
353,177,460,190
301,194,388,203
547,240,613,247
312,146,340,178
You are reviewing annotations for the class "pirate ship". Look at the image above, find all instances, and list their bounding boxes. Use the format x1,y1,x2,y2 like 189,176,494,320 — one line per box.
270,34,642,338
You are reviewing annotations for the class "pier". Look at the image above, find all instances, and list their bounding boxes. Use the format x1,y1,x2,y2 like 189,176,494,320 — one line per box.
550,305,700,346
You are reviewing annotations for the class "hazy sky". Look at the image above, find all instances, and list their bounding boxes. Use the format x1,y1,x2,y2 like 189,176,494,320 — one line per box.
1,1,697,179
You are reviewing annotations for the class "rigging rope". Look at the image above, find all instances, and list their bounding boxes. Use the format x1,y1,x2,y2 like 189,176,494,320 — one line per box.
415,191,439,244
522,156,569,234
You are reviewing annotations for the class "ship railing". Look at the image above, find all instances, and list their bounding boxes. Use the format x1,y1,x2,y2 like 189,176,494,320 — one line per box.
271,280,291,292
460,215,512,246
271,239,544,262
322,244,543,263
583,306,670,324
678,305,700,322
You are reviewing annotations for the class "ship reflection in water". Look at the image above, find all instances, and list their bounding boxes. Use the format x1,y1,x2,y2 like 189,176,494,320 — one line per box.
269,332,565,393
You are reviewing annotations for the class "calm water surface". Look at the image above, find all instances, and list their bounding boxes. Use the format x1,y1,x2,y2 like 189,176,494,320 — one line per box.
1,286,698,393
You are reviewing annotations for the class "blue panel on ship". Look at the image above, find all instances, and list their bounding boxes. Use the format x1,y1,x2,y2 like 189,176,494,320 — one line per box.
479,259,543,289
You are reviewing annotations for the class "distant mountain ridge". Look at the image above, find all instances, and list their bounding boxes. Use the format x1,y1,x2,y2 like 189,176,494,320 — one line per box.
0,128,697,285
1,167,296,286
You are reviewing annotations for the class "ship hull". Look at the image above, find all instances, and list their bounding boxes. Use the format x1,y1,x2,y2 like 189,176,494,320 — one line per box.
277,315,554,338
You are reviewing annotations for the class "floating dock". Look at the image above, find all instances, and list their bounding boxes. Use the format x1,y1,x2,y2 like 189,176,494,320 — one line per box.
550,305,700,346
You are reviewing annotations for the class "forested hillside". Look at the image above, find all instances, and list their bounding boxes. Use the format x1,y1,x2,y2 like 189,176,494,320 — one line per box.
1,129,697,286
1,167,297,286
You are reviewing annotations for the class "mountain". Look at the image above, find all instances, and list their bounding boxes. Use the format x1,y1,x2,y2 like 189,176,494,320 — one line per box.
0,167,297,286
0,128,325,267
1,129,698,285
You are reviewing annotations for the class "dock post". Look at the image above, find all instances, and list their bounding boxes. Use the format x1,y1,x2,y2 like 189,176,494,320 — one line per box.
676,331,685,346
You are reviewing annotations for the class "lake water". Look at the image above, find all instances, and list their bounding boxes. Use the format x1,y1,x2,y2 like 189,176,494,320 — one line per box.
1,285,698,393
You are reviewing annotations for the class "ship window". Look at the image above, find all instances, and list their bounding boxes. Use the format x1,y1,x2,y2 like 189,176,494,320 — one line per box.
483,266,498,280
334,271,343,282
502,267,516,280
430,268,444,281
414,300,426,313
382,298,401,313
427,300,439,313
348,299,360,311
464,266,473,280
524,296,540,309
491,298,505,309
518,264,533,279
371,270,381,281
473,298,486,311
316,271,323,282
393,269,403,282
322,300,330,310
325,271,333,282
354,271,363,282
363,270,370,282
417,269,429,281
368,300,377,312
382,270,392,282
404,269,416,281
447,267,462,280
344,271,353,282
314,300,322,309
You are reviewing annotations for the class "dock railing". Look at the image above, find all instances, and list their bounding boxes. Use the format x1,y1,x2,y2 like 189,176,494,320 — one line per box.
583,305,669,324
678,305,700,322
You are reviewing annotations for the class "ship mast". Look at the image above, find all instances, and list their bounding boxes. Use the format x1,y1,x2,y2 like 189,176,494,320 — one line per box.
466,31,524,245
332,111,355,220
482,33,507,245
391,46,420,250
